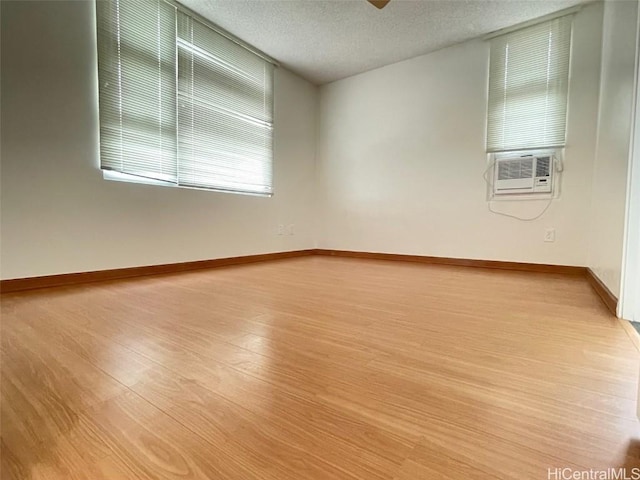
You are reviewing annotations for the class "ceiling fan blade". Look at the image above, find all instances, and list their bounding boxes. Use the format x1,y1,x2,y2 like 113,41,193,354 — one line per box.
367,0,391,9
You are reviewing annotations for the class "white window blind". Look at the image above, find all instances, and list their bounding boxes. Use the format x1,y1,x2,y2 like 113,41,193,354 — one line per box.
96,0,274,195
487,16,572,153
177,13,274,194
96,0,177,182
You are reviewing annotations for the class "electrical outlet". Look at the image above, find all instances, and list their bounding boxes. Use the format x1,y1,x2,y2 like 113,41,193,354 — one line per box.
544,228,556,242
287,224,295,235
277,224,284,235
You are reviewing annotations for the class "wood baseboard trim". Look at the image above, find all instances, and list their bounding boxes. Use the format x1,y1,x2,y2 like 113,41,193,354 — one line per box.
1,248,617,318
313,249,586,275
314,249,621,316
619,319,640,353
585,267,618,315
0,250,315,294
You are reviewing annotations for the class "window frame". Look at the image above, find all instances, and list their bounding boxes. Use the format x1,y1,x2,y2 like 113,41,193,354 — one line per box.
485,15,574,154
484,14,574,202
95,0,277,197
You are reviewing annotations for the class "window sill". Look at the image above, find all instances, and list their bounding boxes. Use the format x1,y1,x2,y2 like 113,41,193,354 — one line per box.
102,170,273,197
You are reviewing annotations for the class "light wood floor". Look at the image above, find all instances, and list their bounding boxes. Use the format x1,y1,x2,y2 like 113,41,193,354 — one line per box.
1,256,639,479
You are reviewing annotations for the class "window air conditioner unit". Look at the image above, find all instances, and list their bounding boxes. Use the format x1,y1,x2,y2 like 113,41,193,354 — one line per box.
493,155,553,195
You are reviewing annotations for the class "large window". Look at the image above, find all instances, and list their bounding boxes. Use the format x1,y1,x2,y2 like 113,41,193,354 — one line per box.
96,0,275,195
486,16,572,153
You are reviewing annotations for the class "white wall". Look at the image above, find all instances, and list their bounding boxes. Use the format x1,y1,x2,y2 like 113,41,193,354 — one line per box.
0,0,318,280
588,0,639,299
316,3,604,267
3,0,636,287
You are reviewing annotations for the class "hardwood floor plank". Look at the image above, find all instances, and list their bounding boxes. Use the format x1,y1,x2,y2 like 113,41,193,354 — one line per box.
2,321,125,412
2,256,639,479
79,390,252,480
130,368,406,480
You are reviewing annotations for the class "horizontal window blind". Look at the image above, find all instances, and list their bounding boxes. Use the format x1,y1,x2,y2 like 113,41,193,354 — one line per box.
487,16,572,153
177,12,274,195
96,0,274,195
96,0,177,182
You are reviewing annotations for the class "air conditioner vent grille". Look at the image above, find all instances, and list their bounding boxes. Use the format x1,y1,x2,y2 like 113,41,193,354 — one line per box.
536,156,551,177
493,153,555,196
497,158,534,181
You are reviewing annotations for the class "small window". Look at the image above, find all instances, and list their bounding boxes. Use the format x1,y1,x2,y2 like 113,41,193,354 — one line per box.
486,16,572,153
96,0,275,196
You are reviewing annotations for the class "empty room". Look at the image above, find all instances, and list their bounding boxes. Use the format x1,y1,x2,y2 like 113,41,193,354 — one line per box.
2,0,640,478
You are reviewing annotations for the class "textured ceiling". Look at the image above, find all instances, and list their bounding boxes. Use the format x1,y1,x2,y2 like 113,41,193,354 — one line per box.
179,0,591,85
